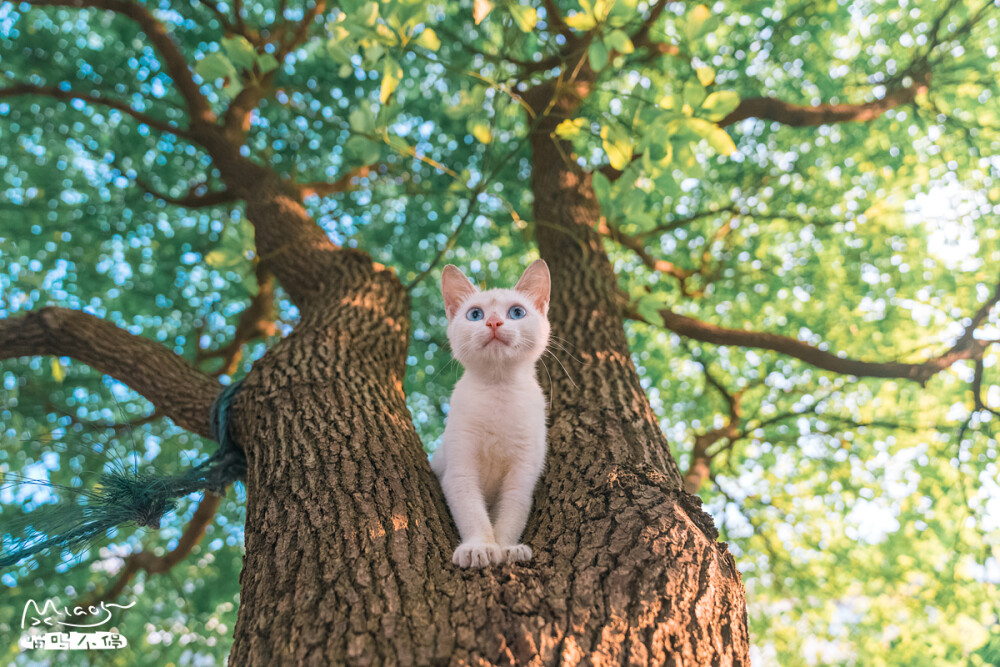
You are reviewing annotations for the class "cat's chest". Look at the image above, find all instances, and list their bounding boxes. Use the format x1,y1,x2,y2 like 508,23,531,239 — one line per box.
448,378,545,447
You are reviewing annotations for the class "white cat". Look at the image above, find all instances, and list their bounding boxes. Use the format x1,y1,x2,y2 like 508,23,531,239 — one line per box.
430,260,550,568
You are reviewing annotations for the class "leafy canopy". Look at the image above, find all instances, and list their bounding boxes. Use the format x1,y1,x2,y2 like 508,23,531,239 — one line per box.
1,0,999,665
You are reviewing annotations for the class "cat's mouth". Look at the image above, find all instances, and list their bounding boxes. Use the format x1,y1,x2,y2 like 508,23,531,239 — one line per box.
483,334,509,347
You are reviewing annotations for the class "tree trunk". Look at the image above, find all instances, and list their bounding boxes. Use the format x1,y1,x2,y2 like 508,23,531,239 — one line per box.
226,86,750,665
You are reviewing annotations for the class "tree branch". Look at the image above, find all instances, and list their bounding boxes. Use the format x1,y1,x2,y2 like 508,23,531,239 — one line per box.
136,178,238,208
276,0,327,59
681,349,742,494
197,265,277,376
646,293,997,383
629,0,669,51
296,164,383,199
0,307,219,437
721,78,928,127
541,0,573,39
82,492,222,606
26,0,215,124
636,206,737,240
0,83,190,137
599,218,696,290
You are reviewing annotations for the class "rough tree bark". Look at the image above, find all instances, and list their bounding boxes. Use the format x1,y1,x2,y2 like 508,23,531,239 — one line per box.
221,67,750,666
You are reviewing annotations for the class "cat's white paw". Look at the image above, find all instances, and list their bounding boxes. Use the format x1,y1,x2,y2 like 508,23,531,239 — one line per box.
503,544,532,564
452,542,503,568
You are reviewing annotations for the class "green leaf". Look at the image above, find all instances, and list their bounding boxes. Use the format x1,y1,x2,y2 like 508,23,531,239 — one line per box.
385,134,410,152
636,294,666,327
349,106,376,135
357,1,379,26
508,4,538,32
588,40,609,71
682,79,706,106
195,53,236,83
604,29,634,54
592,169,611,203
647,140,673,166
257,53,279,73
380,57,404,104
700,90,740,121
414,27,441,51
345,135,381,164
326,39,355,65
363,43,386,68
222,36,257,71
685,4,714,41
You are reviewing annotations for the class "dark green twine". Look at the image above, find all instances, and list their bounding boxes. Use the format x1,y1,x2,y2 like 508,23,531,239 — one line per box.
0,381,248,568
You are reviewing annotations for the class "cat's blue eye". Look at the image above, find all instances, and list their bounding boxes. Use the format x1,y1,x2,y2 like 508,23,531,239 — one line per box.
466,307,484,321
508,305,527,320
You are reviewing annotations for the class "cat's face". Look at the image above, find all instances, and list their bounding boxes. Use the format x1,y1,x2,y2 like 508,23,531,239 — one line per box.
441,260,551,371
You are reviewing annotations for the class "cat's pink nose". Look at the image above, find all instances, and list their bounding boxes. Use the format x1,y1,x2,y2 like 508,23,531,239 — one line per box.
485,314,503,329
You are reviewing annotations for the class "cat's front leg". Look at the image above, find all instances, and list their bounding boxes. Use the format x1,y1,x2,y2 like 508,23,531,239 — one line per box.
492,459,543,564
439,470,503,568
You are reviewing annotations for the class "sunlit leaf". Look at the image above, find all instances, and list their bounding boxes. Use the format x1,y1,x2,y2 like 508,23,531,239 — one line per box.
508,4,538,32
50,358,65,383
564,11,596,30
696,66,715,87
555,118,586,139
685,4,714,41
700,90,740,121
469,120,492,144
474,0,494,24
380,57,404,104
414,27,441,51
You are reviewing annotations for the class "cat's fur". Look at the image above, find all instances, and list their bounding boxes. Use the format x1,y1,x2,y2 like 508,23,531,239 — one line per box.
430,260,550,568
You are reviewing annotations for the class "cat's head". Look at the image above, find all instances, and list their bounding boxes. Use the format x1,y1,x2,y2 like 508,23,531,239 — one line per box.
441,260,551,371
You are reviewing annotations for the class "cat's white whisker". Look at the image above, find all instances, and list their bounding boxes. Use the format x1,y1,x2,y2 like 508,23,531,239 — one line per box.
543,349,578,388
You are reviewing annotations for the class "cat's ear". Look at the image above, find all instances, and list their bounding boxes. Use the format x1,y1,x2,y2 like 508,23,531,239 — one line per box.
514,259,550,315
441,265,478,319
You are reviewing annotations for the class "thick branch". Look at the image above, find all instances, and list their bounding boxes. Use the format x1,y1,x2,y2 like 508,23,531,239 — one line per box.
26,0,215,123
83,492,222,605
720,80,928,127
650,303,995,384
0,83,189,137
0,307,219,437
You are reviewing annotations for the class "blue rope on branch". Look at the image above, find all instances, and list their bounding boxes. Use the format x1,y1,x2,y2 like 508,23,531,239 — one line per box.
0,382,248,568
